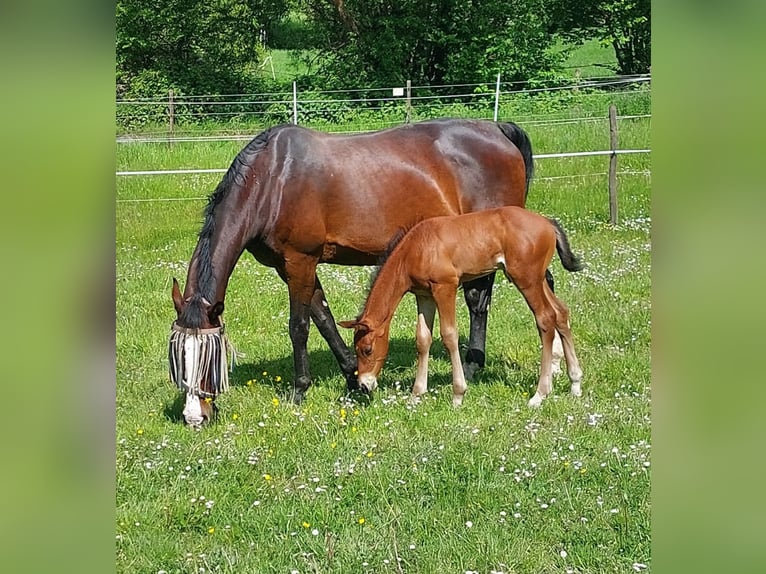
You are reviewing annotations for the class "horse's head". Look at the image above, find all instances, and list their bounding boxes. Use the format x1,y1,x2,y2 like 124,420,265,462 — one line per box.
170,278,229,427
339,318,390,393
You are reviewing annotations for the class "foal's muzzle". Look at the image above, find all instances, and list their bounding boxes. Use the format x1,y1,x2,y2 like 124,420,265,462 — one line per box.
358,373,378,393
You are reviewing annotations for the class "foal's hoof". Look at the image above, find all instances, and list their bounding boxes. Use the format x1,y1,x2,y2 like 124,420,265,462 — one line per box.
527,392,545,408
570,382,582,397
452,394,465,407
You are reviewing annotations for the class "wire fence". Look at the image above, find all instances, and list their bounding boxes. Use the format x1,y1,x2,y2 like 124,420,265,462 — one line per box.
117,74,651,141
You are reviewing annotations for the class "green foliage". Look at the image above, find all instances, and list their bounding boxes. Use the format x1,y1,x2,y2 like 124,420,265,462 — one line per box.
547,0,650,75
297,0,563,90
116,0,290,98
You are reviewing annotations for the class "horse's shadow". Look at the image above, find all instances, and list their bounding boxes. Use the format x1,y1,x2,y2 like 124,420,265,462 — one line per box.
164,336,536,421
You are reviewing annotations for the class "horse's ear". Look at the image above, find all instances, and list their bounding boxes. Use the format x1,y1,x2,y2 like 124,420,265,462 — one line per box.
172,278,184,314
208,301,225,323
338,319,358,329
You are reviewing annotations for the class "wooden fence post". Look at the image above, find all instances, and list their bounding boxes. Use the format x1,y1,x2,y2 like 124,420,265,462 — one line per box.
405,79,412,124
168,89,175,136
608,104,618,225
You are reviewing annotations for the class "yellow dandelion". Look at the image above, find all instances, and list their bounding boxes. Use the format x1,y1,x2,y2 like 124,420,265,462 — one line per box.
353,409,360,416
247,379,254,386
580,468,587,474
366,451,374,458
232,413,239,420
207,527,215,534
204,397,213,403
275,375,282,382
330,442,337,449
262,371,268,377
564,461,571,467
351,426,357,433
302,521,311,528
136,428,144,435
358,517,366,525
263,474,272,481
271,397,279,407
340,408,346,418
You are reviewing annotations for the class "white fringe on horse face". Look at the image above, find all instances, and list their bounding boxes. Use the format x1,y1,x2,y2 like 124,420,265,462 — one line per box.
168,322,234,398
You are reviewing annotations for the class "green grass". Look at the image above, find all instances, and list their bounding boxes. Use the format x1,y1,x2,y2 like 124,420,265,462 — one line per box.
116,115,650,573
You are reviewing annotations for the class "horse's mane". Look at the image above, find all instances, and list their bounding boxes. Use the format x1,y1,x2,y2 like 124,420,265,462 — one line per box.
180,125,286,327
366,221,421,293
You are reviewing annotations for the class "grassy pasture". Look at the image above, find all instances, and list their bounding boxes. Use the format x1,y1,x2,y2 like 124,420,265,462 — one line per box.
116,117,650,573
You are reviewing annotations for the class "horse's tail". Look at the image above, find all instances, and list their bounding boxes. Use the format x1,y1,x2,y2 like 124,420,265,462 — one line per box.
548,218,584,272
497,121,534,198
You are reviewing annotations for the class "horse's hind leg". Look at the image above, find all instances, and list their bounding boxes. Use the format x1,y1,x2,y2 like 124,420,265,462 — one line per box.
514,277,557,408
546,268,565,376
545,284,583,397
309,275,359,391
462,272,496,380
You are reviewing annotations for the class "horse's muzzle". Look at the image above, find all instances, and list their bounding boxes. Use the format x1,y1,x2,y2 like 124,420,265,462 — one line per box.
358,373,378,393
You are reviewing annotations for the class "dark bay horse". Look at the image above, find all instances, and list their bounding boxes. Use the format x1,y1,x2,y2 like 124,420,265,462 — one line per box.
340,206,584,407
170,118,537,424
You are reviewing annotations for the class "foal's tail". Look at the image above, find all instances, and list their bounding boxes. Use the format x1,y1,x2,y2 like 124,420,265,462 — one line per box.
497,121,534,197
548,218,584,272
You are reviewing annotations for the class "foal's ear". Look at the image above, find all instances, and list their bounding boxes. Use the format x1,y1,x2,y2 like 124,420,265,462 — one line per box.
171,278,184,315
338,319,357,329
208,301,225,323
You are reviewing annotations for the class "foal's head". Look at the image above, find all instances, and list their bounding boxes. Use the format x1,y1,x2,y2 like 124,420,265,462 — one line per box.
169,278,228,426
338,318,391,393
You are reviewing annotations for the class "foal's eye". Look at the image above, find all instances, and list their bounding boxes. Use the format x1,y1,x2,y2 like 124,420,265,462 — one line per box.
362,346,373,357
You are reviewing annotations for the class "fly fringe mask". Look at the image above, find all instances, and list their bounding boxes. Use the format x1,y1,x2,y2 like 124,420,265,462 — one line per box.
168,322,236,398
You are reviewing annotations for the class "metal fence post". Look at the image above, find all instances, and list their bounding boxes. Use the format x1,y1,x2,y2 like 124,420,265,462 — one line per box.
406,80,412,124
608,104,619,225
168,89,174,135
292,82,298,125
493,73,501,121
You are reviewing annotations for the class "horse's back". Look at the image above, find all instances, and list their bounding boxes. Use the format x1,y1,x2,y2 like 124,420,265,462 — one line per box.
242,120,530,265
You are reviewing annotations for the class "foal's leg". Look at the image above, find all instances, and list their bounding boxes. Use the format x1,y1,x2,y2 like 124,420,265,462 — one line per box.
433,284,468,406
544,284,583,397
412,295,436,399
546,269,565,376
462,272,496,380
309,275,359,390
280,254,319,404
514,278,557,408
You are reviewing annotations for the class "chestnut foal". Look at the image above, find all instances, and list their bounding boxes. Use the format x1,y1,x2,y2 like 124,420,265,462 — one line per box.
340,206,584,407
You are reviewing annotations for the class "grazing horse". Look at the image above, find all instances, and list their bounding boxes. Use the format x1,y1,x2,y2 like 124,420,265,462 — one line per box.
169,118,541,425
340,206,584,407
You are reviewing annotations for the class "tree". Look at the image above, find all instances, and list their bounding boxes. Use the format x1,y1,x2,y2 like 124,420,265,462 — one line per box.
547,0,650,75
116,0,291,97
297,0,562,90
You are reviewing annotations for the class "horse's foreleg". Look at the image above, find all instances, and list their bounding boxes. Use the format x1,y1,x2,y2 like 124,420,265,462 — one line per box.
434,285,467,406
462,272,496,380
282,257,318,404
309,275,358,390
413,296,436,399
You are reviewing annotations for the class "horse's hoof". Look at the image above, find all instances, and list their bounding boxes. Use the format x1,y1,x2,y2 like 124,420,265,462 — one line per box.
527,393,544,408
452,394,464,407
570,383,582,397
463,362,480,381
